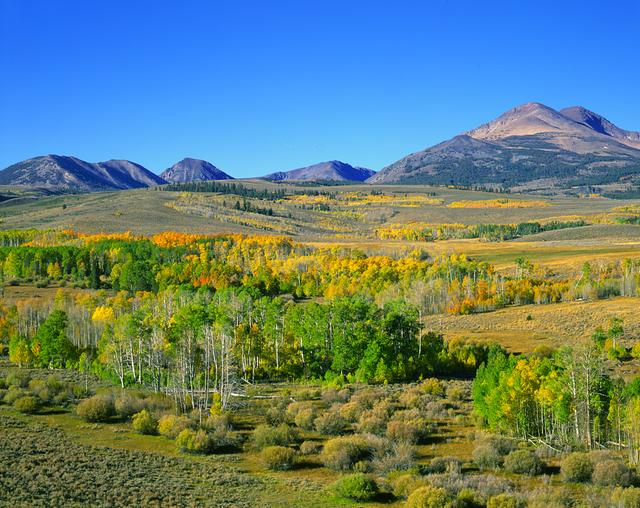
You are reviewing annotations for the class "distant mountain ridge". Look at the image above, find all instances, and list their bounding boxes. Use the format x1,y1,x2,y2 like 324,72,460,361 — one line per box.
369,103,640,192
0,155,166,192
160,158,233,183
265,160,375,182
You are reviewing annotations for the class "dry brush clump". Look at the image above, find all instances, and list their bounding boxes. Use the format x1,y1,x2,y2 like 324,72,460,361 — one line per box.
314,410,347,435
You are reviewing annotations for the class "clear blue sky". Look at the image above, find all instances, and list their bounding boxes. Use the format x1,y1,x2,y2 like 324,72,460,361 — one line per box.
1,1,638,177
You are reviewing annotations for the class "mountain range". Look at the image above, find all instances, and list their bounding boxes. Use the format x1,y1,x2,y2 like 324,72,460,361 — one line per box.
160,158,233,183
264,160,375,182
0,155,166,192
2,103,639,194
368,103,640,192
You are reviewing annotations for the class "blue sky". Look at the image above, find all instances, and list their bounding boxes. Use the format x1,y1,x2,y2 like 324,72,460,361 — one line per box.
1,1,638,177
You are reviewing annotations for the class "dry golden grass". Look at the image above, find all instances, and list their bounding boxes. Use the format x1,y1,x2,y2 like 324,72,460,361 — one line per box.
423,297,640,353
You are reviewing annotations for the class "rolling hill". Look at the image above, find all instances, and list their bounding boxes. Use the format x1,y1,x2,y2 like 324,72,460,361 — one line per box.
160,158,233,183
0,155,166,192
264,160,375,182
369,103,640,193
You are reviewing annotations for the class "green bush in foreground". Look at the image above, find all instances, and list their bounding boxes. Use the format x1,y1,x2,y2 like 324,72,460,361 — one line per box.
487,493,524,508
132,409,158,435
331,473,378,501
76,394,115,422
14,395,39,414
261,446,297,471
405,485,450,508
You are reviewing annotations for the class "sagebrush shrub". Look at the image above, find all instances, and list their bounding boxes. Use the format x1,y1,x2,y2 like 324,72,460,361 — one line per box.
76,394,115,422
132,409,158,435
115,394,146,420
429,456,462,474
251,424,298,450
390,473,428,499
300,440,322,455
405,485,450,508
503,449,543,476
473,444,502,469
321,435,374,471
331,473,378,501
314,411,346,435
560,452,593,483
487,493,523,508
158,414,193,439
612,486,640,508
14,395,39,414
176,428,231,454
4,386,27,405
261,446,297,471
386,419,426,444
592,459,633,487
294,407,317,430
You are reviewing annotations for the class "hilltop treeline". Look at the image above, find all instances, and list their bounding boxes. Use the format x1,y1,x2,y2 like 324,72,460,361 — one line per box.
377,220,587,242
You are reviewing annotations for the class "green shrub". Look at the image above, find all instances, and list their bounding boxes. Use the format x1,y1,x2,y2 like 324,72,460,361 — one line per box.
386,419,426,444
294,407,317,430
331,473,378,501
300,440,322,455
28,379,51,403
158,414,193,439
487,493,523,508
560,452,593,483
428,456,462,474
14,395,39,414
420,378,445,396
473,443,502,470
176,428,220,454
405,485,450,508
132,409,158,435
251,424,298,450
357,413,387,435
390,473,428,499
592,459,633,487
293,387,321,400
321,435,374,471
285,401,312,421
3,386,27,405
115,393,145,420
6,371,30,387
76,394,115,422
201,414,237,451
503,449,544,476
261,446,297,471
338,401,362,422
314,411,347,435
371,441,416,474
